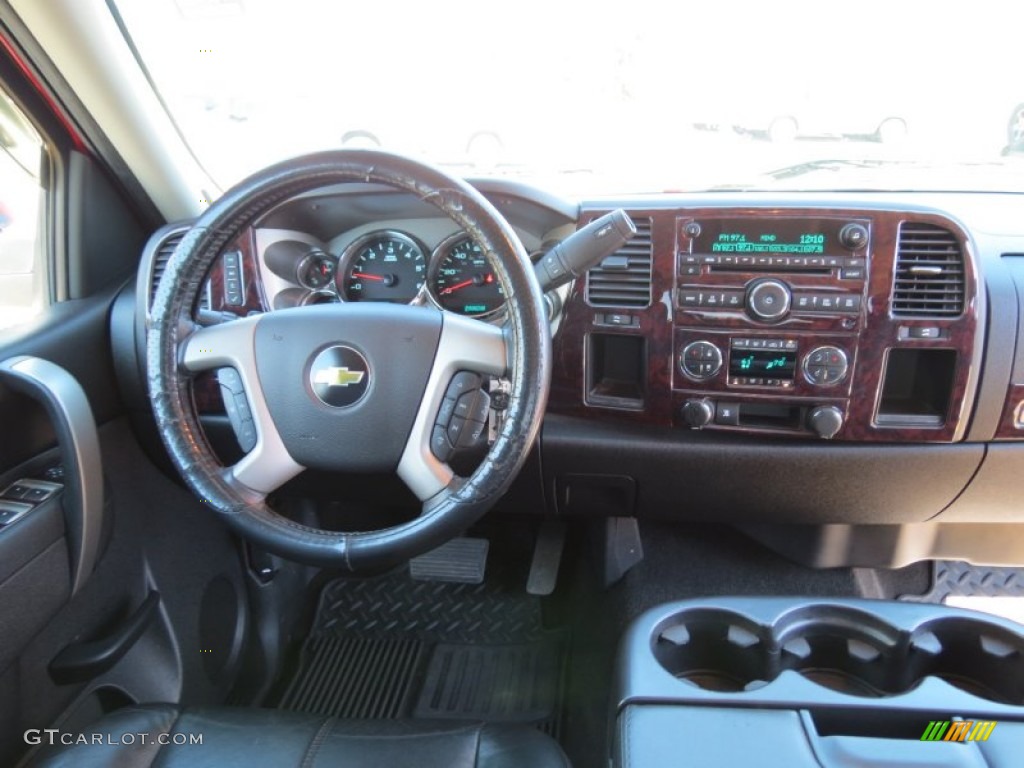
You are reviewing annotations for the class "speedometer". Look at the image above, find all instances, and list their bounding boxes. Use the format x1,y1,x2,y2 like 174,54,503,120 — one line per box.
430,235,504,317
338,231,426,303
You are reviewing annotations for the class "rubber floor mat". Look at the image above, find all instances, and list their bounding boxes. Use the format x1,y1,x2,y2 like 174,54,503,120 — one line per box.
414,640,564,729
902,560,1024,603
278,571,567,736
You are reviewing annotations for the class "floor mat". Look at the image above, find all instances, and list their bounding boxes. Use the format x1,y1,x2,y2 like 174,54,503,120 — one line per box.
901,560,1024,603
278,569,567,736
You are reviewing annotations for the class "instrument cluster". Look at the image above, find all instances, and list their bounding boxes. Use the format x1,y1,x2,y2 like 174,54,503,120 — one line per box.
265,229,506,318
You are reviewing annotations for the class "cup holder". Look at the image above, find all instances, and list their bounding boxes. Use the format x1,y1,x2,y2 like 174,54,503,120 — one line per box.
654,605,1024,703
905,618,1024,705
775,607,902,698
654,609,774,692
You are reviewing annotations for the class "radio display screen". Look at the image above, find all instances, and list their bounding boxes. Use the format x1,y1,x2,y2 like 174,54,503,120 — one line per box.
690,218,840,256
729,349,797,379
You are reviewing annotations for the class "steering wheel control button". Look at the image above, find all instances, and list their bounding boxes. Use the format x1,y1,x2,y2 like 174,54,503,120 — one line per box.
436,397,457,426
430,426,453,462
746,279,791,322
446,416,467,446
803,346,848,387
680,341,722,380
218,367,257,452
445,371,482,400
309,345,370,408
457,418,488,450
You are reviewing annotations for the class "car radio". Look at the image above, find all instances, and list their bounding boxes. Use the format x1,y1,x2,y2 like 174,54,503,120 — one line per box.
676,216,870,326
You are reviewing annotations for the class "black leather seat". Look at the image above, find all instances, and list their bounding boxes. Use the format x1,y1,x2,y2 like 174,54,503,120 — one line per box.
32,705,570,767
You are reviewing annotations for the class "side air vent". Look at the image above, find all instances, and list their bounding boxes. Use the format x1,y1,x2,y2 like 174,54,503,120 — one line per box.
892,223,965,317
149,229,186,306
586,216,653,308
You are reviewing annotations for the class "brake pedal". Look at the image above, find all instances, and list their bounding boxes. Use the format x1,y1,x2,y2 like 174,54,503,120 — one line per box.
410,537,489,584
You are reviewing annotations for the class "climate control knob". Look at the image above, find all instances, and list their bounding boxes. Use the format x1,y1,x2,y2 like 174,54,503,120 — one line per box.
746,279,791,322
808,405,844,439
680,341,722,380
803,346,849,386
681,398,715,429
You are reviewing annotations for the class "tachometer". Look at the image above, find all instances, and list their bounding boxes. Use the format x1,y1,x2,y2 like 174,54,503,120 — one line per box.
430,235,504,316
339,231,427,303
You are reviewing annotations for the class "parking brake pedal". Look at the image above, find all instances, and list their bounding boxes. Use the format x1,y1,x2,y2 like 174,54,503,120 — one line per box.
410,537,489,584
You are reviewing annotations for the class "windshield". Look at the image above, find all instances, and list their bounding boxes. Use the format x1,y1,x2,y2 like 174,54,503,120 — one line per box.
113,0,1022,195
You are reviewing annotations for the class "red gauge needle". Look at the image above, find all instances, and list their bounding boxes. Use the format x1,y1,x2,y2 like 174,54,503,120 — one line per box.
440,279,474,295
351,272,385,282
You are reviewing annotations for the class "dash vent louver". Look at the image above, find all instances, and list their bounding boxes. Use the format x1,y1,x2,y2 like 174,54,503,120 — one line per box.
585,216,653,308
892,222,965,317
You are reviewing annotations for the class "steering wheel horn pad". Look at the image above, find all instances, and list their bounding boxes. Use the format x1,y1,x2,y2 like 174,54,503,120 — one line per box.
253,303,441,473
148,150,550,570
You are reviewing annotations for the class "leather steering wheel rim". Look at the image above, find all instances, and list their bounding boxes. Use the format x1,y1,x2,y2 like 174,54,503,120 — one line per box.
147,150,550,570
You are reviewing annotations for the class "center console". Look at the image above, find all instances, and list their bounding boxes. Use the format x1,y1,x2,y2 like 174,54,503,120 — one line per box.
550,205,983,443
615,598,1024,767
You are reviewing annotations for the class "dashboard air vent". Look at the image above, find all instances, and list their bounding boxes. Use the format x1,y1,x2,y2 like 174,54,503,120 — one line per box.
892,223,965,317
149,230,185,305
586,216,653,308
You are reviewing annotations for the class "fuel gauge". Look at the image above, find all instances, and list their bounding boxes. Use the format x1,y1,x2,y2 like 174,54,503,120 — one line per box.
298,251,336,290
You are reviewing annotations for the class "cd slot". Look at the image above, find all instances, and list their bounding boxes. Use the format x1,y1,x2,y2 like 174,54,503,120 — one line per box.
708,264,831,276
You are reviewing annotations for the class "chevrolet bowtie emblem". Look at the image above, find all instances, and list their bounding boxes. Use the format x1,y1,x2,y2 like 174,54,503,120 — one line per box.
313,367,365,387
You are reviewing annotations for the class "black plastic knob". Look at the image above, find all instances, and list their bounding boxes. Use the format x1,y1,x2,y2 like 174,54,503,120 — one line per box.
808,405,844,439
839,223,869,250
681,398,715,429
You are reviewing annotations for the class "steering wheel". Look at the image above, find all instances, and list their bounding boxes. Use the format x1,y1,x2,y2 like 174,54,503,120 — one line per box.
147,150,551,569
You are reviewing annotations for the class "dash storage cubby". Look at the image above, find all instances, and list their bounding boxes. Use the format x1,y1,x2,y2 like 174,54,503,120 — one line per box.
616,598,1024,767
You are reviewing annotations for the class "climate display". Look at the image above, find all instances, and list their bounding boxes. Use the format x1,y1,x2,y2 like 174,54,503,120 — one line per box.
729,349,797,379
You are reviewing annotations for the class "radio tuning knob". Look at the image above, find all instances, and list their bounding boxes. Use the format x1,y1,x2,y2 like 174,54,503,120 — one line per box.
681,398,715,429
747,279,791,322
808,405,844,439
839,223,869,250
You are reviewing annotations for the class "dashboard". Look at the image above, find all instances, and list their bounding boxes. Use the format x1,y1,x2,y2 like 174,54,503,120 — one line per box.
132,180,1024,565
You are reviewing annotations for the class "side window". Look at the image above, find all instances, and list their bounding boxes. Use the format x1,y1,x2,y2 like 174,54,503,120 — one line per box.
0,87,46,331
